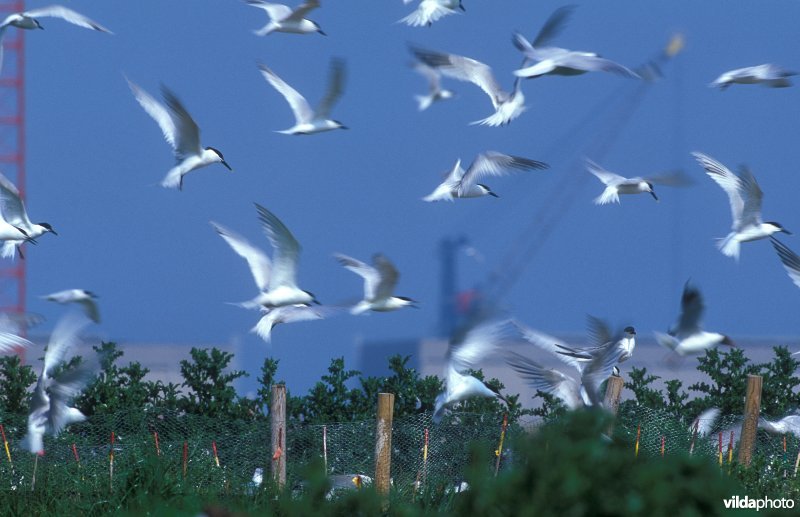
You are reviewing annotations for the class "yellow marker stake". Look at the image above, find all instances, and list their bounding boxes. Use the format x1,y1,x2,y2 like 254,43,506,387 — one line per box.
634,425,641,458
494,413,508,477
0,424,11,467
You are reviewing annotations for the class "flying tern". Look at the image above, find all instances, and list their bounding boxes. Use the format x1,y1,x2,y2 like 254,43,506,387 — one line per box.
433,319,514,423
0,172,56,259
127,79,232,190
245,0,325,36
411,46,526,126
400,0,464,27
759,414,800,439
654,281,734,356
586,159,690,205
770,238,800,289
258,60,347,135
42,289,100,323
21,313,94,455
693,152,789,260
555,319,637,366
334,253,417,314
212,204,318,310
411,61,454,111
424,151,548,202
0,5,111,33
709,64,796,90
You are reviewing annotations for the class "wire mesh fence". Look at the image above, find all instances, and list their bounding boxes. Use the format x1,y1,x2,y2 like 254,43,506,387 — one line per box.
0,403,797,496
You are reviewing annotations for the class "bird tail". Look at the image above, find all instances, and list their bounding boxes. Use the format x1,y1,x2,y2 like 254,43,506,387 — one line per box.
716,233,740,261
0,240,17,259
594,188,619,205
415,94,433,111
653,331,679,352
349,301,371,316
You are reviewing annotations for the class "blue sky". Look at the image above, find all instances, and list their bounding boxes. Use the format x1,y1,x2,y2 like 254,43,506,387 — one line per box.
9,1,800,392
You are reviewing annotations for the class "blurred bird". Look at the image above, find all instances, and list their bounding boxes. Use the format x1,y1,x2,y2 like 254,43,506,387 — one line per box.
411,60,454,111
400,0,464,27
258,59,347,134
335,253,417,314
693,152,789,260
251,304,332,343
127,79,232,190
709,64,796,90
212,204,319,310
759,414,800,439
424,151,548,201
690,407,721,437
411,46,526,126
0,172,56,259
245,0,325,36
556,320,637,366
433,319,514,423
586,159,690,205
42,289,100,323
0,5,111,33
21,313,94,454
654,281,734,356
770,238,800,290
0,315,34,354
512,32,639,79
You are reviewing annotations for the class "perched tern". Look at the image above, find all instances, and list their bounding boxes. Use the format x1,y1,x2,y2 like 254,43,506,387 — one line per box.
424,151,548,202
586,159,690,205
400,0,464,27
0,172,56,259
21,313,94,455
433,319,514,423
334,253,417,314
709,64,796,90
258,60,347,135
127,79,232,190
245,0,325,36
411,46,526,126
212,204,318,310
411,61,454,111
42,289,100,323
655,281,734,357
693,152,789,260
770,238,800,289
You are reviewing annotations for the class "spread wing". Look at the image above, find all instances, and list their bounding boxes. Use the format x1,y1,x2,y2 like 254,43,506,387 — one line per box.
458,151,548,196
255,204,301,290
316,58,345,119
212,221,272,292
258,63,314,124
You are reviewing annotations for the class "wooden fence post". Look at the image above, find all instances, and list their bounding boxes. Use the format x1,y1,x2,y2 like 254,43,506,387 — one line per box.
603,376,624,416
738,375,762,467
375,392,394,498
271,384,287,488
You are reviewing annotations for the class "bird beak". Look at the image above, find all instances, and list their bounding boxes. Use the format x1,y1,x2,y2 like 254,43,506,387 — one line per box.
50,229,58,236
318,29,327,36
488,191,499,198
650,191,658,201
783,228,792,235
222,161,232,171
340,126,349,130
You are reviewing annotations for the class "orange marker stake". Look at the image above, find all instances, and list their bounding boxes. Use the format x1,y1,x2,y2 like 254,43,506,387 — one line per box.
72,443,80,467
660,435,665,457
718,432,723,467
212,440,220,468
0,424,11,467
153,432,160,456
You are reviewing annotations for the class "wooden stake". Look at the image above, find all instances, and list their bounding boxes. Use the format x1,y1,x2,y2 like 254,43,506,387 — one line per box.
737,375,762,467
271,384,287,489
603,376,624,415
660,435,665,457
374,392,394,499
182,440,188,478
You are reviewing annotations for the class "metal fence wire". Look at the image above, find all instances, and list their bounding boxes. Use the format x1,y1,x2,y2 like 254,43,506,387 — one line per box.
0,405,796,495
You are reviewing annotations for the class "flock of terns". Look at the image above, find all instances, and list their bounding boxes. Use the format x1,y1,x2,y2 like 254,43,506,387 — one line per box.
0,1,796,456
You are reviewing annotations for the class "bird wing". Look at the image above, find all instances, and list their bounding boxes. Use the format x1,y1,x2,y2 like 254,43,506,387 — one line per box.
676,281,704,336
505,350,577,403
457,151,548,196
691,407,721,436
251,305,324,343
255,204,301,289
692,152,745,229
287,0,320,22
25,5,112,33
556,53,640,78
400,0,457,27
159,86,203,160
644,169,694,187
771,238,800,289
43,313,90,380
371,254,400,301
211,221,272,292
411,47,506,108
0,171,32,227
245,1,293,20
47,363,93,434
78,299,101,324
586,159,625,186
586,314,613,348
335,253,380,300
0,330,33,354
513,320,584,372
447,319,512,375
736,165,764,228
532,5,575,48
413,60,442,93
316,58,345,119
580,343,625,406
258,63,314,124
128,79,184,156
